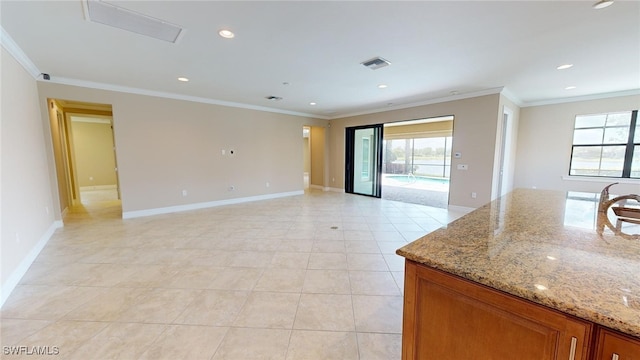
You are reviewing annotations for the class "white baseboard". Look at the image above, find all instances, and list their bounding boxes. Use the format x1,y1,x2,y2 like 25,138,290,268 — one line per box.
122,190,304,219
61,206,68,219
326,187,345,193
309,185,341,192
447,205,475,214
0,221,63,308
80,184,118,191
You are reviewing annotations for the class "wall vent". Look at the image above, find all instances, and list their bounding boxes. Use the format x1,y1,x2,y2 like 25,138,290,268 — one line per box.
361,57,391,70
265,96,283,101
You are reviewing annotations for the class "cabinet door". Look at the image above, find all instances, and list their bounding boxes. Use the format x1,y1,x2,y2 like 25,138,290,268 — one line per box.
402,260,592,360
594,328,640,360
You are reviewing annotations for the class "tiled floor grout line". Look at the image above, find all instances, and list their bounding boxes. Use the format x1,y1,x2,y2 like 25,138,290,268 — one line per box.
1,190,465,359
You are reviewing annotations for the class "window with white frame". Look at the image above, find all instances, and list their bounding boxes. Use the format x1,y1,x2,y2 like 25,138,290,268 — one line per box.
569,110,639,178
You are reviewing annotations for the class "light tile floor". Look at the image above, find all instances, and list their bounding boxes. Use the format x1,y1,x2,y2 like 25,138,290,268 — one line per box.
1,189,465,359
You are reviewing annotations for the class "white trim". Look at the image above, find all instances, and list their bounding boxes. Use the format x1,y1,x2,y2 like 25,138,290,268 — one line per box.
447,205,475,214
122,190,304,219
500,87,523,107
333,87,504,119
521,89,640,108
326,187,345,193
80,184,118,191
562,176,640,185
71,116,111,124
0,221,62,308
44,76,329,119
0,26,41,79
309,184,325,191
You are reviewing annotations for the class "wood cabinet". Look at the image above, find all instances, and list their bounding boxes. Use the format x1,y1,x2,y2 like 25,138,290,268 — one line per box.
593,328,640,360
402,260,593,360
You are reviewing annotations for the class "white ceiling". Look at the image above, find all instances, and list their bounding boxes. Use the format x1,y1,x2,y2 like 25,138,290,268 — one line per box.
1,0,639,119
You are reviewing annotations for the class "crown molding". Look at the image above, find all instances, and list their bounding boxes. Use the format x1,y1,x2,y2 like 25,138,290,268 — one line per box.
45,76,330,120
520,89,640,107
0,26,41,79
332,87,505,119
1,25,327,120
499,87,523,107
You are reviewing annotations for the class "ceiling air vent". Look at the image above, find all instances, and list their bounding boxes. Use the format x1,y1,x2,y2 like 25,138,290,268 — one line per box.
265,96,283,101
361,57,391,70
83,0,184,43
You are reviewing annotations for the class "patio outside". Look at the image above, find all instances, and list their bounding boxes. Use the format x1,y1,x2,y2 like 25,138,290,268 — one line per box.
381,138,451,209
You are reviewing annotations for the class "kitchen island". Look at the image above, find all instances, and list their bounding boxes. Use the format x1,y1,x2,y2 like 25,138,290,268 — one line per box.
397,188,640,359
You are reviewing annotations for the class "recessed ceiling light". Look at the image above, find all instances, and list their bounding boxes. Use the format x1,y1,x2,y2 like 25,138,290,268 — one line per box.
593,0,613,9
177,77,189,82
565,86,577,90
377,84,388,89
535,284,548,291
218,29,235,38
557,64,573,70
309,102,317,106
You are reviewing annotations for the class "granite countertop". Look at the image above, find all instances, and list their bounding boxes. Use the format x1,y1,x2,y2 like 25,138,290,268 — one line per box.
397,188,640,337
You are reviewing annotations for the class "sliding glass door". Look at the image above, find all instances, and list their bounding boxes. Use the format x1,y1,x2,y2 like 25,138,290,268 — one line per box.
345,124,383,197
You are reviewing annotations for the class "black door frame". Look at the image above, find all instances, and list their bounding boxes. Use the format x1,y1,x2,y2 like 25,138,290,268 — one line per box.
345,124,384,197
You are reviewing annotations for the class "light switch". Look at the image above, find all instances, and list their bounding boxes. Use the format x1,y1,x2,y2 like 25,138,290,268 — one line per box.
454,152,462,159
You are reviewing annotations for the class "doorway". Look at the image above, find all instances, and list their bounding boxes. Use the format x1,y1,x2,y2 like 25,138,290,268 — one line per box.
344,118,454,207
303,126,310,189
345,124,383,197
47,99,121,219
495,107,514,199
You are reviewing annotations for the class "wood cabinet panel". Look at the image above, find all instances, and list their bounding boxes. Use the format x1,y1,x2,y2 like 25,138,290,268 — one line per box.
593,328,640,360
402,260,592,360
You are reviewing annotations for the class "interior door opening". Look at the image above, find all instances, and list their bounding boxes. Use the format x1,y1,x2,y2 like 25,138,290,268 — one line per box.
303,126,310,189
47,98,121,219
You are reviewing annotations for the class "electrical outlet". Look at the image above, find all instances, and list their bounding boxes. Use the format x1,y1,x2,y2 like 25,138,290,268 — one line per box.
471,192,477,199
229,185,235,191
266,182,270,188
457,164,468,170
182,189,188,196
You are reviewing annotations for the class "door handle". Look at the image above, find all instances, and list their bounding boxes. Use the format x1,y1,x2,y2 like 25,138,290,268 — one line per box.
568,337,577,360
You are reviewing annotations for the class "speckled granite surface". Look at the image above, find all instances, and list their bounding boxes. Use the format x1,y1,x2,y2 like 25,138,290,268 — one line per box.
397,188,640,337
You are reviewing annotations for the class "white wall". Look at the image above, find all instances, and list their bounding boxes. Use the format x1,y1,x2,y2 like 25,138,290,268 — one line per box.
515,94,640,195
330,94,502,209
36,82,329,218
1,48,59,306
71,120,118,188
